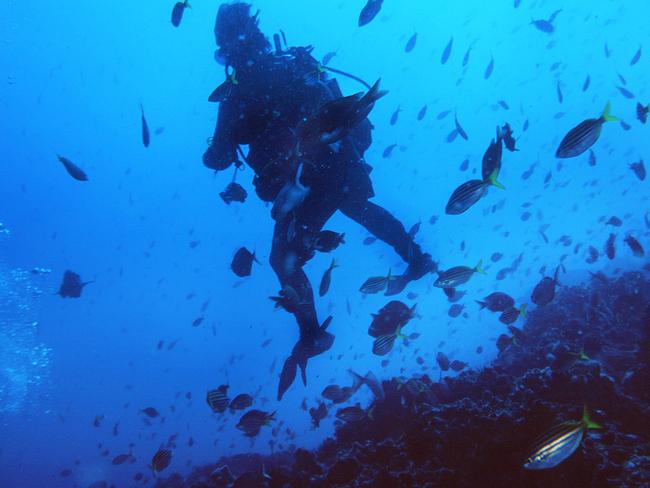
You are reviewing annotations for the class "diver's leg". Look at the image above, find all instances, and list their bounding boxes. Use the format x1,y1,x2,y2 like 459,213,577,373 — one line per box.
339,198,415,261
340,197,436,294
270,218,319,338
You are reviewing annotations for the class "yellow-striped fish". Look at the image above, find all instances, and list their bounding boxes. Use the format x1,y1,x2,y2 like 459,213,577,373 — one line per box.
359,269,393,294
524,406,601,470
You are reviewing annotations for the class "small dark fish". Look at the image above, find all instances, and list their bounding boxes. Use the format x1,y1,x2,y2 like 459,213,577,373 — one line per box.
455,113,468,140
445,179,489,215
531,19,554,33
582,75,591,92
555,103,618,158
499,305,526,325
141,407,159,418
605,216,622,227
191,316,204,327
588,150,596,167
450,360,467,372
585,246,599,264
112,454,132,465
637,103,649,124
336,404,369,423
620,120,631,131
484,56,494,79
150,449,172,473
435,261,486,288
390,107,401,125
498,100,510,110
231,247,259,277
309,402,327,428
363,236,377,245
360,269,392,294
459,158,470,171
358,0,383,27
462,47,471,67
57,270,92,298
236,409,275,437
436,352,450,371
93,415,104,427
171,1,190,28
437,110,452,120
482,129,505,184
60,469,72,477
405,33,418,53
382,143,398,158
616,86,635,99
624,235,645,257
319,259,338,297
208,80,233,103
441,37,453,64
491,252,503,262
629,160,646,181
220,182,247,204
524,407,601,470
207,385,229,413
140,104,150,148
531,266,562,306
407,221,421,238
322,51,337,66
605,233,616,260
446,129,459,143
477,292,514,312
229,393,253,411
313,231,345,252
448,304,464,318
417,105,427,121
556,82,563,104
604,43,611,58
57,155,88,181
630,46,642,66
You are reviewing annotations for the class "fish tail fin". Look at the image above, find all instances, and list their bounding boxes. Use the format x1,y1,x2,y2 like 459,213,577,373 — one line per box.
185,1,192,8
475,260,487,275
519,303,527,318
387,268,394,281
368,406,375,420
340,233,346,244
348,369,365,391
579,348,591,361
582,406,602,430
476,300,487,310
487,170,506,190
602,101,620,123
363,79,388,105
330,259,338,269
266,411,277,424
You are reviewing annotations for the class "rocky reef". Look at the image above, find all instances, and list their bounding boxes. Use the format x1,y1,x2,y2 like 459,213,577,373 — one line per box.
155,271,650,487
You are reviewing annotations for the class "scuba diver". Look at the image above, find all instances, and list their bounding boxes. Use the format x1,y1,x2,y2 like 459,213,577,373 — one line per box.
204,2,436,400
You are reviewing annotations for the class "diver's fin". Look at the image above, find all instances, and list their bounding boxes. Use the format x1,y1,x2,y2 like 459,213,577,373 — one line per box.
297,357,308,386
277,355,297,401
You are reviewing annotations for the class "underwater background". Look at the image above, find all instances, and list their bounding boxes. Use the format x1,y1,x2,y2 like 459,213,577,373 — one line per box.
1,0,649,487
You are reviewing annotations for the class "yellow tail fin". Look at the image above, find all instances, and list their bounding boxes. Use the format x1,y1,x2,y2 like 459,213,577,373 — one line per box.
487,170,506,190
475,260,487,275
582,406,602,430
602,102,619,123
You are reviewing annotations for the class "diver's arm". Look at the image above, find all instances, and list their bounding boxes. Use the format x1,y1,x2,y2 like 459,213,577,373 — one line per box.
202,100,239,171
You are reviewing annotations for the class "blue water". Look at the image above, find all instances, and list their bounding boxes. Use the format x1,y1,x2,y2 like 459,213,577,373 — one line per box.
1,1,648,486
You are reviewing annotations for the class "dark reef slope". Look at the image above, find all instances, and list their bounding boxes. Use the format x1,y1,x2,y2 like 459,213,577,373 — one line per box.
156,271,650,488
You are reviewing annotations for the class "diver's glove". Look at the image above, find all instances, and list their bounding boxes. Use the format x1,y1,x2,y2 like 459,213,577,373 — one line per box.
277,317,334,400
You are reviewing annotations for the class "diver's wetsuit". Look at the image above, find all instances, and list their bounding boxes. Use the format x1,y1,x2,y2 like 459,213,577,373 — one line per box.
204,49,426,340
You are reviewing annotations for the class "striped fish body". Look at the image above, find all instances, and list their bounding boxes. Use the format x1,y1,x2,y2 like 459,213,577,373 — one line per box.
556,117,603,158
360,274,389,294
445,179,489,215
150,449,172,473
524,421,585,470
336,406,367,422
435,266,474,288
206,387,229,413
372,334,397,356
